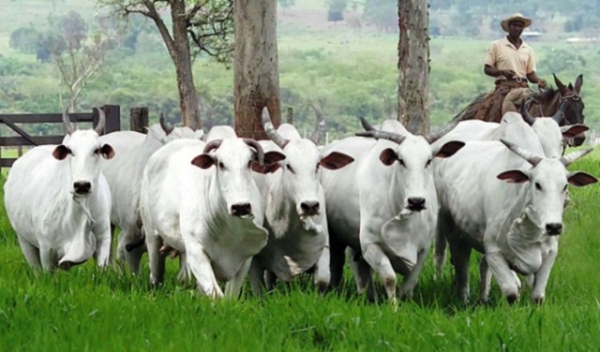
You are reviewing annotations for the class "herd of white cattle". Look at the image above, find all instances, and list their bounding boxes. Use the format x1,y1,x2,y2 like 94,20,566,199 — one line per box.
3,100,597,305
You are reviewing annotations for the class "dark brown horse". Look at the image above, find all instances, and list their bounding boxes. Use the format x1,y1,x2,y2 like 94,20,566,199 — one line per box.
456,74,586,146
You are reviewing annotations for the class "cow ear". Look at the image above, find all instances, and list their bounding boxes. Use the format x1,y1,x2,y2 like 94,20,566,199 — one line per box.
53,145,71,160
497,170,530,183
379,148,398,166
560,124,588,138
568,172,598,187
191,154,214,169
100,144,115,160
252,162,281,174
263,151,286,164
320,152,354,170
434,141,465,158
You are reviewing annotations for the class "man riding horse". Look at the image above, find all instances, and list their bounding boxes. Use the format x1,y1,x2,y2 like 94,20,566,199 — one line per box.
459,13,587,145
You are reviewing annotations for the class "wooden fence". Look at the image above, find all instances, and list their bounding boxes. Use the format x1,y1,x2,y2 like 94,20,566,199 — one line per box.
0,105,121,168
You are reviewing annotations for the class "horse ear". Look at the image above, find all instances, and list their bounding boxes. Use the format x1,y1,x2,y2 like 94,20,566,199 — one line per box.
554,73,567,95
574,74,583,94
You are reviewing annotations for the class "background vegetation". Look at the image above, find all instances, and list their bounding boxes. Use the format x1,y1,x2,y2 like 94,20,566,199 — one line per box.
2,0,600,141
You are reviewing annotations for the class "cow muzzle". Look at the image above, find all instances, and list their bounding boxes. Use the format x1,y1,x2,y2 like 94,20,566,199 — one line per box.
73,181,92,195
406,197,426,212
545,223,563,236
300,200,320,218
230,203,253,218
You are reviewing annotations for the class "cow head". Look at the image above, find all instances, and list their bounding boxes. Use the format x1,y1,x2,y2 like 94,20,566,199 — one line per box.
497,139,597,235
261,106,354,218
54,108,115,196
356,118,465,212
148,113,200,144
191,138,285,218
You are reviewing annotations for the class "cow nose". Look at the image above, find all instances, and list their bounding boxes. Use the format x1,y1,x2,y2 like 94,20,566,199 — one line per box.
407,197,426,211
300,201,320,216
73,181,91,195
545,223,563,235
231,203,252,217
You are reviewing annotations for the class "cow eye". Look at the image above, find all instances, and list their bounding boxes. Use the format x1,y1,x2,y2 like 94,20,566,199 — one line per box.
535,182,542,191
247,161,252,169
94,148,100,155
218,162,225,170
286,164,294,174
563,185,568,192
315,163,320,173
426,159,432,167
398,159,405,167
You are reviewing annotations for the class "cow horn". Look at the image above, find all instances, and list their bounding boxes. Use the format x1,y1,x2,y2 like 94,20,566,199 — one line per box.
520,99,536,126
355,130,406,145
243,138,265,166
500,139,542,166
560,148,593,167
425,118,461,144
62,109,75,135
203,139,223,154
552,100,568,124
309,103,326,145
160,113,174,135
360,116,376,131
94,107,106,135
261,107,289,149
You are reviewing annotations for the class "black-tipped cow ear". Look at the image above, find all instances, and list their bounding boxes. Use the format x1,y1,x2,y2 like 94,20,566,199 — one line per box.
191,154,215,169
100,144,115,159
263,151,286,164
497,170,530,183
320,152,354,170
53,145,71,160
568,172,598,187
379,148,397,166
435,141,465,158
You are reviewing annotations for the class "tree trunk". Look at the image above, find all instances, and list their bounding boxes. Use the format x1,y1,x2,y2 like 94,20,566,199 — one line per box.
234,0,281,140
171,0,202,130
397,0,430,135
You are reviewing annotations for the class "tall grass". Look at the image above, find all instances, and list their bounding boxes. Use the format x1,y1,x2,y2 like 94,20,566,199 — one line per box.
0,152,599,351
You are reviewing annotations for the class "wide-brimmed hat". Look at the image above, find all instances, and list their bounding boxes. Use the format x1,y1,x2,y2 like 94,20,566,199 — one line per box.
500,13,532,32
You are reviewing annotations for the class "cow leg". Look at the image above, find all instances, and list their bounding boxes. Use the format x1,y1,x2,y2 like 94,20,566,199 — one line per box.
39,245,57,271
117,226,145,274
479,255,492,303
347,247,375,300
313,242,331,292
484,243,521,304
362,243,397,303
109,224,117,265
433,223,448,281
17,237,41,268
146,233,166,286
530,248,558,304
184,239,223,298
92,219,112,268
248,258,266,296
328,237,346,289
176,252,191,282
447,234,472,305
224,257,252,299
264,270,277,291
399,248,428,299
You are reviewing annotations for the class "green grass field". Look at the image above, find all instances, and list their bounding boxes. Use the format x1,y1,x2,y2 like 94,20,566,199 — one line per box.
0,151,599,351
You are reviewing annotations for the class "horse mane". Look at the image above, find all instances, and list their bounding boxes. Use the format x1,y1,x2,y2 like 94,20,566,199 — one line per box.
538,86,559,103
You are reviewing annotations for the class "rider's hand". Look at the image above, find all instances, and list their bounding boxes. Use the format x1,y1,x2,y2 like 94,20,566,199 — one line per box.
502,70,516,79
537,79,547,88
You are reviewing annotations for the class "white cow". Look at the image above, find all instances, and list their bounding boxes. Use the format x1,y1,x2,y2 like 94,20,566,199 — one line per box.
99,115,200,273
432,102,588,286
320,118,464,302
4,109,115,270
249,107,354,294
434,139,597,304
139,131,285,298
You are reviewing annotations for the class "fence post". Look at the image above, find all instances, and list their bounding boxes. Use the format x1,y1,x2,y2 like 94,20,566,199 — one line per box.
286,107,293,125
130,107,149,134
102,105,121,134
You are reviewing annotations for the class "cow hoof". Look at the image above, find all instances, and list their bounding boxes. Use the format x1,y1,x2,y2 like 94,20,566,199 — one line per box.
506,293,519,305
532,296,545,305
